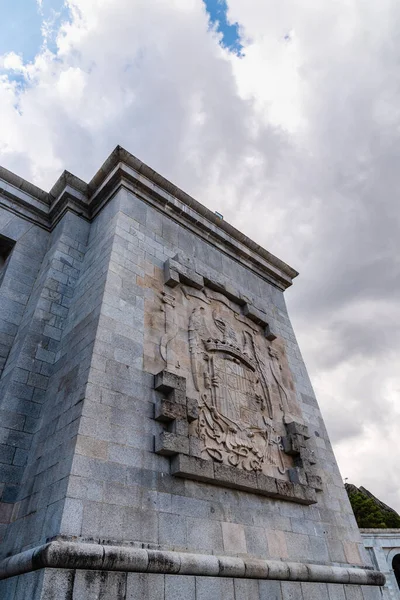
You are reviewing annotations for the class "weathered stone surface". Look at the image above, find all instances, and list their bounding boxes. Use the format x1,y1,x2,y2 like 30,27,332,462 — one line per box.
154,397,187,422
186,397,199,422
164,260,180,288
282,434,305,455
288,467,308,486
214,463,258,491
285,421,310,439
188,435,203,458
276,480,296,500
299,447,317,465
0,540,383,584
171,454,214,482
265,324,277,341
164,258,204,290
243,303,268,327
155,432,190,456
0,147,380,600
221,522,247,554
306,474,323,491
292,484,317,505
168,388,187,405
256,473,279,495
170,418,189,437
154,370,186,393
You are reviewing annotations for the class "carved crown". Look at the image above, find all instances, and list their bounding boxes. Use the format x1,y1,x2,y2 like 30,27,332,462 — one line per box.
204,338,256,372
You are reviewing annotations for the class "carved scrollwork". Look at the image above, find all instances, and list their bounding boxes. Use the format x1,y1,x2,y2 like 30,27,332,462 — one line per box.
197,398,272,472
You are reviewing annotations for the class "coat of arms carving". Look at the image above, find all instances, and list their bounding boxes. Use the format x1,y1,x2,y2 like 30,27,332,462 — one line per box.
145,271,302,481
190,306,288,475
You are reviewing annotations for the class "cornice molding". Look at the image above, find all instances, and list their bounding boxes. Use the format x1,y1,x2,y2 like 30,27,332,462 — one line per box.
0,146,298,289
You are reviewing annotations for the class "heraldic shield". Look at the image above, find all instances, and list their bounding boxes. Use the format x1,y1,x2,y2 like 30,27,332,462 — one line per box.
145,280,301,481
189,305,289,477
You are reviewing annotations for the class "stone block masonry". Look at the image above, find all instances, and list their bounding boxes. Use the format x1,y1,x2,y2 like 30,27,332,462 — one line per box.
0,148,384,599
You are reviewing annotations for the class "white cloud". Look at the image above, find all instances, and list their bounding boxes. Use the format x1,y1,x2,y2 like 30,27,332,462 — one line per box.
1,52,25,71
1,0,400,510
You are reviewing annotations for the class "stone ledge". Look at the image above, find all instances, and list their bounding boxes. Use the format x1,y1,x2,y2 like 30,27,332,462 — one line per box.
0,541,385,586
155,432,189,456
306,473,323,492
154,397,187,422
163,254,278,338
171,455,317,505
154,370,186,393
285,421,310,439
243,303,268,327
360,529,400,534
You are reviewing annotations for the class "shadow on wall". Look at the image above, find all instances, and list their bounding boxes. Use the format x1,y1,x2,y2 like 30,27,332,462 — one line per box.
0,234,14,284
393,554,400,591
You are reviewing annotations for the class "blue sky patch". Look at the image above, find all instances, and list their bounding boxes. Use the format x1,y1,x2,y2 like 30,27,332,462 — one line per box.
203,0,243,56
0,0,70,63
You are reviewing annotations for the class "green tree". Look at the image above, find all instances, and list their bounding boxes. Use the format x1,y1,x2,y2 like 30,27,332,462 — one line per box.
347,489,400,529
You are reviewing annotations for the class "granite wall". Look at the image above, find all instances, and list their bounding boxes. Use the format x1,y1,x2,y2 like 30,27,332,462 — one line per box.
0,149,385,599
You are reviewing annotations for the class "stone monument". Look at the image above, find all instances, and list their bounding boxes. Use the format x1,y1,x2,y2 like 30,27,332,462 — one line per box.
0,147,384,598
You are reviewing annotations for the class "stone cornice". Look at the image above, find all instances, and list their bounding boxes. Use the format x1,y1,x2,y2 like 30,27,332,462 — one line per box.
360,529,400,533
360,529,400,537
0,165,50,205
0,146,298,290
0,540,385,586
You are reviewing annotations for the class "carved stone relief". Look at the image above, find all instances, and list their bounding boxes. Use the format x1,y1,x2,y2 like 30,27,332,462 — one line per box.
188,304,291,477
144,255,321,504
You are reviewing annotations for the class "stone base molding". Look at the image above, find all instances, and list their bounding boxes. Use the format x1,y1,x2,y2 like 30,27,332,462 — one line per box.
0,541,385,586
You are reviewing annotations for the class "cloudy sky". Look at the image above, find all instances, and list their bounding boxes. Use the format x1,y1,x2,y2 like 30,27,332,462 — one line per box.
1,0,399,510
